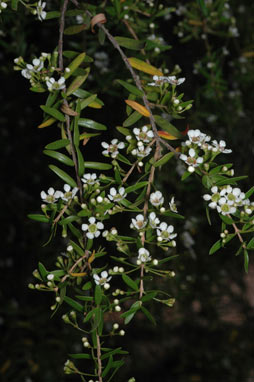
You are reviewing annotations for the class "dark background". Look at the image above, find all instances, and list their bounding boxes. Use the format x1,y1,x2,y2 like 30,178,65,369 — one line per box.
1,1,254,381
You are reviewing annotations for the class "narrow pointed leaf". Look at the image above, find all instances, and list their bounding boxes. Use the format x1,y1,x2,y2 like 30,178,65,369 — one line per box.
64,24,87,35
154,152,174,167
43,150,74,166
117,80,143,97
244,249,249,273
123,111,142,127
27,214,50,223
38,117,56,128
84,162,112,170
78,118,107,131
154,115,182,138
128,57,163,76
64,52,86,79
64,296,83,312
125,100,150,117
49,165,77,188
209,239,222,255
125,181,148,194
122,274,138,291
40,106,65,122
66,70,90,96
45,139,70,150
115,36,145,50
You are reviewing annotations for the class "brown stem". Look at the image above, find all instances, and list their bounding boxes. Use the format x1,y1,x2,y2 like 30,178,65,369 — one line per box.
86,11,178,155
58,0,69,71
96,331,103,382
61,251,89,283
53,199,72,225
228,214,246,249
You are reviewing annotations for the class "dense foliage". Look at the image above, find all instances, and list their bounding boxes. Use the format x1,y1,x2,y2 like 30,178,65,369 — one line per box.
1,1,254,381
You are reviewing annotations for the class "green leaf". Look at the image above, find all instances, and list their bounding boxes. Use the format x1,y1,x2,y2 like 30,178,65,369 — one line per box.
115,36,145,50
116,153,132,165
141,306,156,325
11,0,18,10
58,216,80,225
64,24,87,35
219,214,234,225
247,237,254,249
102,355,113,378
202,175,214,189
76,147,85,177
117,80,143,97
141,291,157,303
69,240,84,256
80,94,98,110
123,111,142,127
43,150,74,167
45,139,70,150
84,162,112,170
216,176,248,186
82,281,92,290
98,27,106,45
206,206,212,226
124,311,136,325
66,70,90,96
181,170,192,181
40,105,65,122
64,52,86,79
69,222,82,239
125,181,148,194
64,296,84,312
209,239,222,255
27,214,49,223
154,115,183,139
244,249,249,273
78,118,107,131
245,186,254,200
38,262,47,280
197,0,208,16
154,152,174,167
69,353,91,359
46,11,61,19
116,126,130,136
49,165,77,188
95,285,102,306
122,274,138,291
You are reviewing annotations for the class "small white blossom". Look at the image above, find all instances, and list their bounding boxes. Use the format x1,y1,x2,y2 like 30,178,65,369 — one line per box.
148,75,185,87
131,214,147,230
186,129,211,147
36,0,47,21
149,212,160,228
81,173,97,185
60,184,78,202
47,274,54,281
40,187,62,203
101,139,125,158
108,187,126,202
150,191,164,207
169,196,178,213
93,271,111,286
211,140,232,154
157,222,177,242
180,148,203,172
131,143,152,158
133,126,154,143
46,77,65,91
82,217,104,239
138,248,152,263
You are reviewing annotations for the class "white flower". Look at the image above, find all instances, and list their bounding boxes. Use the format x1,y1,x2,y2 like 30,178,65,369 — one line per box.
149,212,160,228
93,271,111,286
101,139,125,158
150,191,164,207
82,217,104,239
0,1,7,12
131,143,152,158
60,184,78,202
131,214,147,230
138,248,152,263
108,187,126,202
203,186,225,209
36,0,47,21
40,187,62,203
180,148,203,172
148,75,185,87
217,198,236,216
186,129,210,147
166,76,185,86
211,140,232,154
81,173,97,185
157,222,177,242
46,77,65,91
21,64,34,80
169,196,178,213
133,126,154,143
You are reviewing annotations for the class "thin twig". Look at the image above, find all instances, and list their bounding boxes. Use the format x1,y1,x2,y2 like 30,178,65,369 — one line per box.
86,10,177,155
61,251,89,283
96,331,103,382
58,0,69,72
53,199,72,225
228,214,246,249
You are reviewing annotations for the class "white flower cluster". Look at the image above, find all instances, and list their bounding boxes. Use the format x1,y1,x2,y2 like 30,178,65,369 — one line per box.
130,126,154,162
41,184,78,204
180,129,232,172
203,185,253,216
14,53,66,92
148,75,185,87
